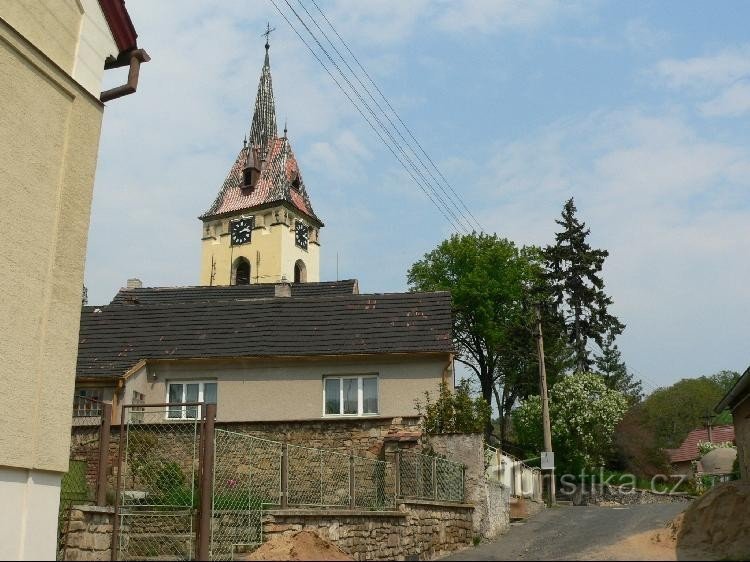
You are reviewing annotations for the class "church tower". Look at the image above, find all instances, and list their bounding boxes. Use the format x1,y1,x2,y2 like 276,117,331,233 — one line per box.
199,40,322,286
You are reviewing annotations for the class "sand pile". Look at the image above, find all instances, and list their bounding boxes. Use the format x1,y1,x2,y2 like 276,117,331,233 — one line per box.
676,480,750,560
240,531,353,561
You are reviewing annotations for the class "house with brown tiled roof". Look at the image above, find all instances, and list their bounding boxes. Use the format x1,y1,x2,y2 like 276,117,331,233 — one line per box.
73,282,454,429
198,40,323,287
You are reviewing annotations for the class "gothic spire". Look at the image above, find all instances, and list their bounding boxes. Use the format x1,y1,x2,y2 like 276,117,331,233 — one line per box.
248,36,277,156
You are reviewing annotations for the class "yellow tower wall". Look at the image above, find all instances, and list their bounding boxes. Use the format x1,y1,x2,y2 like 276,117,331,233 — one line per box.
200,204,321,285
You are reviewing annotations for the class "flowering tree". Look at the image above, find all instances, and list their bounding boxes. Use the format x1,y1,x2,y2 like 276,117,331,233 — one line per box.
513,372,628,474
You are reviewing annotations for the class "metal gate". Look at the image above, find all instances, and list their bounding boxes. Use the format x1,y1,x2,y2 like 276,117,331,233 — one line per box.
113,403,204,561
210,429,282,560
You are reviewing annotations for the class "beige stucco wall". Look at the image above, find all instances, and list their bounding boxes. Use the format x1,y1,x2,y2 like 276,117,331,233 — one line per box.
0,7,113,476
734,398,750,480
0,5,125,560
1,0,117,97
117,355,449,423
200,205,321,285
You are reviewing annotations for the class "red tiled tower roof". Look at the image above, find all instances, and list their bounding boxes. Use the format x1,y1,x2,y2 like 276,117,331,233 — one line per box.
200,43,321,225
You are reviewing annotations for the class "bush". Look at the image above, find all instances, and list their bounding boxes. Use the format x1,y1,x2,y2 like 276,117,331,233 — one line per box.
154,462,191,506
415,380,491,434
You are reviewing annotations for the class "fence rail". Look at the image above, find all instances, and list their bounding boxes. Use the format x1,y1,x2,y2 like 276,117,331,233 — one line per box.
484,444,542,501
399,451,465,502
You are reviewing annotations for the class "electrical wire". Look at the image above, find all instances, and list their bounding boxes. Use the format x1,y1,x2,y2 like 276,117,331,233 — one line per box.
299,0,482,233
308,0,485,233
268,0,477,234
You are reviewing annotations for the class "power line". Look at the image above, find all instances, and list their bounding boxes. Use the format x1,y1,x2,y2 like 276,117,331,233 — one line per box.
281,0,471,233
308,0,484,233
303,0,483,233
267,0,462,231
269,0,478,234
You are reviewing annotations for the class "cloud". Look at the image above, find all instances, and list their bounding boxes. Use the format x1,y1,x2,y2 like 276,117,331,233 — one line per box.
472,109,750,380
433,0,586,34
700,80,750,117
623,19,671,51
656,44,750,90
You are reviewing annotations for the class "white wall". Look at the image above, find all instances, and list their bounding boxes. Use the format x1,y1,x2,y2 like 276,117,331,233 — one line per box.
0,467,62,560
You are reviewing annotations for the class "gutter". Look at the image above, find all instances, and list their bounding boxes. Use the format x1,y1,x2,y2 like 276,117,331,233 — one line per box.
714,366,750,413
101,48,150,102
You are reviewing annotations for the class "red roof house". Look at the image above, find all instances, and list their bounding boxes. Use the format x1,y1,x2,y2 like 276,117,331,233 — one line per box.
666,425,736,464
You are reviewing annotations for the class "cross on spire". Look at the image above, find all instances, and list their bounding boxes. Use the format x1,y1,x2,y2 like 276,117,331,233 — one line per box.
262,22,275,51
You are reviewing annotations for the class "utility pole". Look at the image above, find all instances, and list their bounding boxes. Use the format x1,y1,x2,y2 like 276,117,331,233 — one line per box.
535,304,555,506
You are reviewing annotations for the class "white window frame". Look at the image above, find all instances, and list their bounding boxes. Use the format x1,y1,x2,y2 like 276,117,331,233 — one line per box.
165,381,217,420
322,375,379,417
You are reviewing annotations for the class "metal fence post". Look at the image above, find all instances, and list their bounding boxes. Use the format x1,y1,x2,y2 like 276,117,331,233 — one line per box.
432,457,437,500
111,405,126,561
349,454,355,509
97,402,112,506
197,403,216,561
281,443,289,509
394,450,401,499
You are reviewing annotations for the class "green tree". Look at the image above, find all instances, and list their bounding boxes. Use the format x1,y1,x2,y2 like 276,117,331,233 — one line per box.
594,332,642,404
408,233,570,439
641,371,740,449
543,198,625,372
513,372,628,474
408,233,530,433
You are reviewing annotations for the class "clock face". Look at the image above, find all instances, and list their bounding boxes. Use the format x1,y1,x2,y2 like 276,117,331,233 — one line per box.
230,217,253,246
295,221,309,250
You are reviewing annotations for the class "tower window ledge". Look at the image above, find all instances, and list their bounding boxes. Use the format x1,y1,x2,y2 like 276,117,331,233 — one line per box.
201,235,216,241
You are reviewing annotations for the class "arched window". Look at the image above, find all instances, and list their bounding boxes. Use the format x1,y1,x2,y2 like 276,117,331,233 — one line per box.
232,257,251,285
294,259,307,284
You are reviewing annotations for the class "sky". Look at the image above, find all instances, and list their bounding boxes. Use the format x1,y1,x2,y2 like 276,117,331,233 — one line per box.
86,0,750,390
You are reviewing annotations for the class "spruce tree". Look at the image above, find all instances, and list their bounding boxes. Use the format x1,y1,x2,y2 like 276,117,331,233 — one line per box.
595,332,642,404
544,198,624,372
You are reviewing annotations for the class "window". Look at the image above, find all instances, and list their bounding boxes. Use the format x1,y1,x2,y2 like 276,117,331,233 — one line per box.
294,260,307,283
132,391,145,423
323,376,378,416
166,381,217,419
233,258,250,285
73,388,103,417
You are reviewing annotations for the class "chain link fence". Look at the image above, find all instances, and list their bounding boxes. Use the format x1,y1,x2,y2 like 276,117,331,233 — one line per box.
211,430,282,560
399,451,464,502
57,459,93,560
115,405,201,561
287,444,350,507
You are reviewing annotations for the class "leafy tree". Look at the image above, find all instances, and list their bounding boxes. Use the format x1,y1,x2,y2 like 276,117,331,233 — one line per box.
414,379,491,434
594,332,642,404
408,233,532,434
641,371,740,449
612,404,670,478
513,372,628,474
543,198,625,372
408,233,570,439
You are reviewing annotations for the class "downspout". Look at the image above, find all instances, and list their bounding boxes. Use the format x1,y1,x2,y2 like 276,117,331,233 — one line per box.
101,48,150,102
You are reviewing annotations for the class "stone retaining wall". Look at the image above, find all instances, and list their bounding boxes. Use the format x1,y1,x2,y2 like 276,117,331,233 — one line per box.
560,484,695,505
263,500,474,561
61,506,114,561
427,434,510,539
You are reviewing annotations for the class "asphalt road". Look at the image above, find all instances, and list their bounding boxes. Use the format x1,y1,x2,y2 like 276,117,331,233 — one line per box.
443,503,689,561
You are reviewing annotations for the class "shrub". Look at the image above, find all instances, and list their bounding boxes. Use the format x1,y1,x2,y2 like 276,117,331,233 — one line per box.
415,380,491,434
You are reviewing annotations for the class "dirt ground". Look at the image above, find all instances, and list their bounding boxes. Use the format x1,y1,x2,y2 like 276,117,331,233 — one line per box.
578,513,712,561
241,531,353,561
